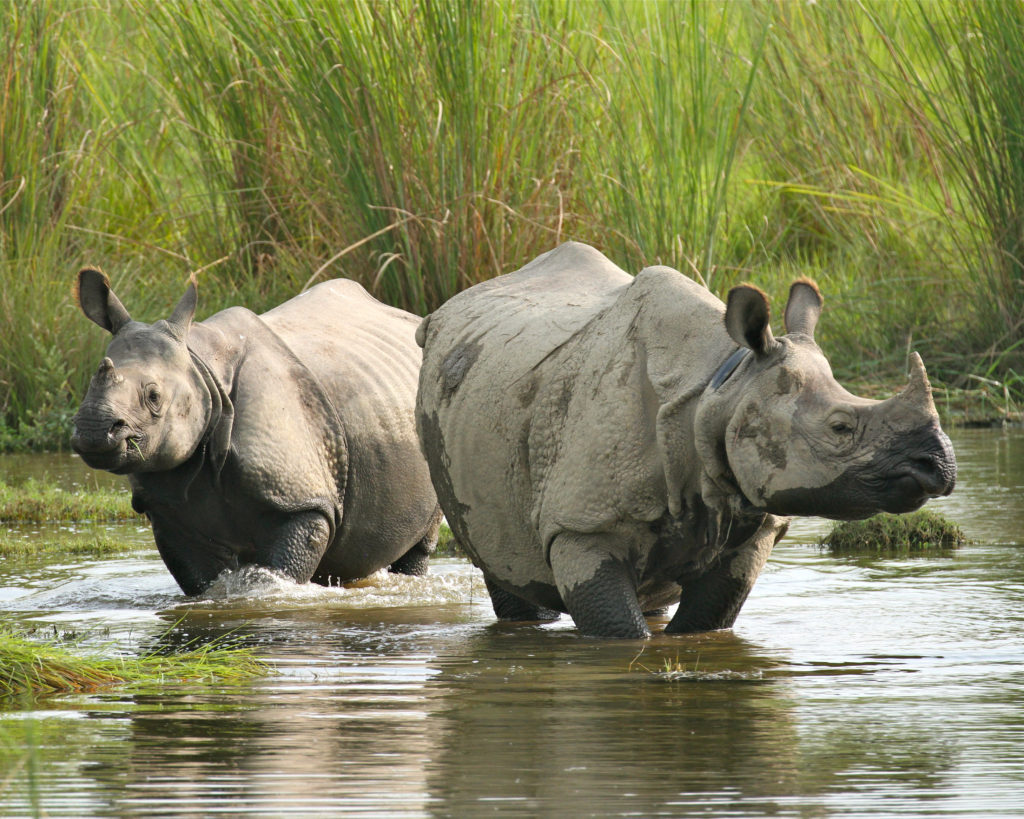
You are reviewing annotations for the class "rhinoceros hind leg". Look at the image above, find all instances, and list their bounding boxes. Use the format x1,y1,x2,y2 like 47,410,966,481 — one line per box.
388,540,432,576
549,534,650,639
388,510,442,576
484,576,561,621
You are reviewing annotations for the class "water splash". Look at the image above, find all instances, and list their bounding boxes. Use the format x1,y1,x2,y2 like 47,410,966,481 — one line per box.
193,562,486,611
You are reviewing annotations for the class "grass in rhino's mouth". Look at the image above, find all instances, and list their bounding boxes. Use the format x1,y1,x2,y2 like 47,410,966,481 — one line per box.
126,437,146,460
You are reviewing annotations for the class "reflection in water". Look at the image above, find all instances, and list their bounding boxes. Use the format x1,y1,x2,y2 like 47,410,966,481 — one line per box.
426,629,808,816
1,429,1023,816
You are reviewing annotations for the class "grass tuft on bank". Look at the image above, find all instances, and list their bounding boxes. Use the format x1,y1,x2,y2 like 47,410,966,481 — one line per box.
0,480,134,523
0,531,141,561
821,509,966,556
0,625,269,697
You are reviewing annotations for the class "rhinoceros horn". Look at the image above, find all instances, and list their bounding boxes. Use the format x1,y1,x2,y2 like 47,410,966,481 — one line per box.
896,352,938,415
95,357,124,386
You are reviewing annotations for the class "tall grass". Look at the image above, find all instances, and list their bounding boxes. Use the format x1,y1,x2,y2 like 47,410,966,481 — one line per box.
1,3,90,437
874,0,1024,355
740,0,958,376
140,0,593,313
5,0,1024,447
586,1,765,287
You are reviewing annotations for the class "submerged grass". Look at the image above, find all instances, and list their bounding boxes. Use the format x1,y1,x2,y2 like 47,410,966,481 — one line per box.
0,480,134,523
821,509,967,556
0,624,268,697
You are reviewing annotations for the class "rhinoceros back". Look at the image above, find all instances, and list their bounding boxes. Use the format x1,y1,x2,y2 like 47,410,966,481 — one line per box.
262,279,422,424
258,279,435,569
417,242,633,590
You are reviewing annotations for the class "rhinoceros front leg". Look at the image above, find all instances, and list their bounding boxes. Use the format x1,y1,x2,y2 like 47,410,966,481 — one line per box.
264,511,332,584
549,532,650,639
666,518,785,634
150,528,238,597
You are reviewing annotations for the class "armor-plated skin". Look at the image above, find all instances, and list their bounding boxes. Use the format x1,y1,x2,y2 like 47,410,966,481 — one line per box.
415,242,956,638
72,269,441,595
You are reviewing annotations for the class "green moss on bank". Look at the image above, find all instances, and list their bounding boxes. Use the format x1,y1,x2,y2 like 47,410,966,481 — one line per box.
821,509,966,556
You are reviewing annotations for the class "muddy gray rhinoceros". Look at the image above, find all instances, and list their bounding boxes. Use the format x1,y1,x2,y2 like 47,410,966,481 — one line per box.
71,269,441,595
415,242,956,638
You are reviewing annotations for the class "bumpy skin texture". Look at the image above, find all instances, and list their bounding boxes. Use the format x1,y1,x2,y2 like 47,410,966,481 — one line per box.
72,270,440,596
416,242,956,638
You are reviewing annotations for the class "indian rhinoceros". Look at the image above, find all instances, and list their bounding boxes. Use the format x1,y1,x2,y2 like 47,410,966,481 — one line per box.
415,241,956,638
71,269,441,595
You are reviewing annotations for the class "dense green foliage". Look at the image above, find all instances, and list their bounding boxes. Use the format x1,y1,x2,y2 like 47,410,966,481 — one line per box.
821,509,967,555
3,0,1024,448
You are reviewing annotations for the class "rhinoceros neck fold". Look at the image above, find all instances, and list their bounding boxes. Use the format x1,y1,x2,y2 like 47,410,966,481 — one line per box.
708,347,750,390
187,347,234,484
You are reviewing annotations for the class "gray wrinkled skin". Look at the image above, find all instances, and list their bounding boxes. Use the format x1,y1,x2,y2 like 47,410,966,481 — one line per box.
416,242,956,638
72,269,441,596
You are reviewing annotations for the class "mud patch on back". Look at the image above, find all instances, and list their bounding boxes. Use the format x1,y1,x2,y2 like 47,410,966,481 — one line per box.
417,409,475,558
440,341,481,404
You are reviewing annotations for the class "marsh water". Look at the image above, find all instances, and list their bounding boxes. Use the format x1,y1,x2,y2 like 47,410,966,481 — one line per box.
1,428,1022,818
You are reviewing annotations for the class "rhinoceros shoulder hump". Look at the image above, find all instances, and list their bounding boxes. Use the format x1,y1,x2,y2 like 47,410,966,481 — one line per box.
630,266,724,313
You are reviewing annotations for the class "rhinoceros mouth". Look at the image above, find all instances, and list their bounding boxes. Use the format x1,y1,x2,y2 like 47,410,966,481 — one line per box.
767,463,952,521
72,433,147,474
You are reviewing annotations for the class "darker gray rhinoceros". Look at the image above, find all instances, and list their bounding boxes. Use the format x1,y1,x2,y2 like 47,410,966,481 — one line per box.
415,242,956,638
72,269,441,595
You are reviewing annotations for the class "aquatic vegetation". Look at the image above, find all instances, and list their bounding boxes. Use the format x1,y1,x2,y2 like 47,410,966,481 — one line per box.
821,509,967,556
0,479,134,523
0,625,268,697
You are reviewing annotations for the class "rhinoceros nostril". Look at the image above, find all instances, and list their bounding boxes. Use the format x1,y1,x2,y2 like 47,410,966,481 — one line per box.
908,451,955,495
108,419,131,442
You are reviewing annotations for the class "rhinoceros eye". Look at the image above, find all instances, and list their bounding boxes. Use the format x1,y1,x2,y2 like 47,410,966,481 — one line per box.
144,384,162,412
828,411,855,436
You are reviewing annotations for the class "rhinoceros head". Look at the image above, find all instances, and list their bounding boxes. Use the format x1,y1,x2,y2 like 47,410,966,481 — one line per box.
695,279,956,521
71,268,212,474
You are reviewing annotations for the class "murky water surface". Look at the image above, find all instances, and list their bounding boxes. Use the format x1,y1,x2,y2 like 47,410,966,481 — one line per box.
1,430,1022,817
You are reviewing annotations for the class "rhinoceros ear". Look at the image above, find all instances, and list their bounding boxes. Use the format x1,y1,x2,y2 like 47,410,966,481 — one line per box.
167,274,198,339
725,284,778,357
76,267,132,335
783,278,823,338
